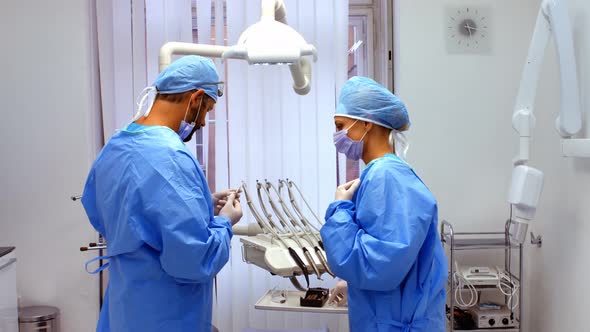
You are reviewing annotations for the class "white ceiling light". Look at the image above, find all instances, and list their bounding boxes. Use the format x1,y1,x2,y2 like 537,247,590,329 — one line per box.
159,0,317,95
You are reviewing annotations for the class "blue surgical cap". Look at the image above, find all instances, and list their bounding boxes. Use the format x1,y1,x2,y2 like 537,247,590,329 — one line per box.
153,55,220,102
335,76,409,130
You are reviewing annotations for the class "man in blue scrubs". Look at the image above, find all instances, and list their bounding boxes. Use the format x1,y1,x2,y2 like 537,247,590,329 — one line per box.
82,56,242,331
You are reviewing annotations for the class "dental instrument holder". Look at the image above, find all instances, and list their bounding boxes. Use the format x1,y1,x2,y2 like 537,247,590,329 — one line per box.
300,287,329,307
277,180,335,278
240,180,333,290
255,180,311,288
262,180,325,280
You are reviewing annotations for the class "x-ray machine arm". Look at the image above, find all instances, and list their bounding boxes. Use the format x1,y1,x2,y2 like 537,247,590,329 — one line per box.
509,0,589,243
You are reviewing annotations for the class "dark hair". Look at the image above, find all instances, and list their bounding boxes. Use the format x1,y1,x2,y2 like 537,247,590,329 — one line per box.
156,91,189,104
155,90,212,104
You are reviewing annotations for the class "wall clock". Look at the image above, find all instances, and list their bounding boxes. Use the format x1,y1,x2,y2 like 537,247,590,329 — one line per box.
446,6,491,54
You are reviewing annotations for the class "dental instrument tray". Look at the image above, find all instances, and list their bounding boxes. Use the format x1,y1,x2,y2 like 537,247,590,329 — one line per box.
240,234,330,277
300,287,329,307
254,289,347,314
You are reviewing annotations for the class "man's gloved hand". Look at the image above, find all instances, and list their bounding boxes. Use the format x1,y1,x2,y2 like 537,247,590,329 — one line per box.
328,280,348,306
212,189,240,216
218,193,243,226
334,179,360,201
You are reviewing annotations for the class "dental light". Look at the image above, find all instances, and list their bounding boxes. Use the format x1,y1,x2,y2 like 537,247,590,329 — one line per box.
508,0,589,244
159,0,317,95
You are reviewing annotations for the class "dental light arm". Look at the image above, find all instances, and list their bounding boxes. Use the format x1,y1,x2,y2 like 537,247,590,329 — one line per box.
509,0,588,243
261,0,286,22
159,0,317,95
159,43,227,72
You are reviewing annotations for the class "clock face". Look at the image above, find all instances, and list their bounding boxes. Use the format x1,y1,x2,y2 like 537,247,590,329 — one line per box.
446,6,491,54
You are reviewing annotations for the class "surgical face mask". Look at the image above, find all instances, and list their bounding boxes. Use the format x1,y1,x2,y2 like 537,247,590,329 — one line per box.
178,96,204,142
132,86,157,121
333,120,368,160
389,130,409,160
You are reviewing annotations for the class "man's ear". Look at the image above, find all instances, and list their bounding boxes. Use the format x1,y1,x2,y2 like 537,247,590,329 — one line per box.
364,121,374,132
190,89,205,104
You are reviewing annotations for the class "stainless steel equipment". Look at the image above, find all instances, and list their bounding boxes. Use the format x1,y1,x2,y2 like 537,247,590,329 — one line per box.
0,247,17,332
441,220,523,332
19,306,60,332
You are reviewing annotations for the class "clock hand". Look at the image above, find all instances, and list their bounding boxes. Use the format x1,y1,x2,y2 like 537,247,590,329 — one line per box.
464,24,473,37
464,23,477,37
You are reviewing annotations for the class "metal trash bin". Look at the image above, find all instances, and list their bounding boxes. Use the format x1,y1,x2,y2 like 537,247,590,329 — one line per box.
18,306,60,332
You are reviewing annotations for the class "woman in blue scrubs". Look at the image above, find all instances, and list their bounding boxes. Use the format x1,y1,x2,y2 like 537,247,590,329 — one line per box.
321,76,448,332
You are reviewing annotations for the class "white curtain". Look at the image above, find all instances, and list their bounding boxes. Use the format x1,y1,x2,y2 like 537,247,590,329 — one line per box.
212,1,350,331
96,0,135,141
96,0,193,143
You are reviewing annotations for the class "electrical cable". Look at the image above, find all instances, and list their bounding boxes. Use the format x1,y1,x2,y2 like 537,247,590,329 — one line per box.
453,262,479,308
285,180,324,249
497,267,520,310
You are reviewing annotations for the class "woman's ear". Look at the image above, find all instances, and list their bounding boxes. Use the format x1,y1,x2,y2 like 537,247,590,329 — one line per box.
364,121,374,132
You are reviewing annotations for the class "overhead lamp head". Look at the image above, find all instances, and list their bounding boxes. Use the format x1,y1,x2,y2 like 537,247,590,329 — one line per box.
222,18,317,65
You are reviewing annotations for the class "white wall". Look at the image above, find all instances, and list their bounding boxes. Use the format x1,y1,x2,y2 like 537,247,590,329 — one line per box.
0,0,101,331
395,0,590,331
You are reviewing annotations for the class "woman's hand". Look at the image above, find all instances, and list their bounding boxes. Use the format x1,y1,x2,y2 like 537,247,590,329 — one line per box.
334,179,360,201
328,280,348,306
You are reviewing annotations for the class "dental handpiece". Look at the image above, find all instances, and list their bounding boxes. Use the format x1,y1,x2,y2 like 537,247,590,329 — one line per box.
284,180,324,249
239,182,269,235
278,180,322,242
287,180,325,227
270,181,317,242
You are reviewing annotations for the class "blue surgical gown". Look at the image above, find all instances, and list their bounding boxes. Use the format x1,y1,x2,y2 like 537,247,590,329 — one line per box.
82,123,233,332
321,154,448,332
